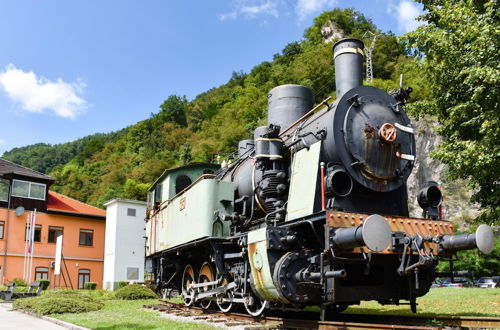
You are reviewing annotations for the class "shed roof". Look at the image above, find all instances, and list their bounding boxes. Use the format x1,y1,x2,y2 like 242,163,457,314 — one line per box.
0,158,54,182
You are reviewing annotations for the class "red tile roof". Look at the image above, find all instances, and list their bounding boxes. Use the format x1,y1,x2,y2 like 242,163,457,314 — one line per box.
47,191,105,218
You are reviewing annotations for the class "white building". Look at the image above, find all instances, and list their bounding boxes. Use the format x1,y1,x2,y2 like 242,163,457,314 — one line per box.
103,198,147,290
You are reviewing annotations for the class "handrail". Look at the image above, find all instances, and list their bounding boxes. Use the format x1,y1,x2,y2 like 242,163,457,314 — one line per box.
279,96,333,137
146,174,217,220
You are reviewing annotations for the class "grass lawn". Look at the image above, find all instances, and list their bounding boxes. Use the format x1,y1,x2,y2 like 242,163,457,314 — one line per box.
342,288,500,317
39,288,500,329
53,299,215,330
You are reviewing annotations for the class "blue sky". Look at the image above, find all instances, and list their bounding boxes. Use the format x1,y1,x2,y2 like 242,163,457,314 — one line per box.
0,0,423,155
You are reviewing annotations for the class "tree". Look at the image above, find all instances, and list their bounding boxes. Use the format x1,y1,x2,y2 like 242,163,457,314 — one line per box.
406,0,500,225
158,95,188,126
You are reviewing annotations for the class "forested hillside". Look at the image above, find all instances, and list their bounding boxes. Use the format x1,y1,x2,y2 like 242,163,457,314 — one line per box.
2,3,497,231
4,8,424,207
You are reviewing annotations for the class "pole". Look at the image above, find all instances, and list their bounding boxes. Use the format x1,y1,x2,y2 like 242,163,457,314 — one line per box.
28,209,37,283
1,180,12,285
23,213,30,281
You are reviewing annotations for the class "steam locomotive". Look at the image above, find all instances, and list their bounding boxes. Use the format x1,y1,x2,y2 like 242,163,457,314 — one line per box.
144,38,494,318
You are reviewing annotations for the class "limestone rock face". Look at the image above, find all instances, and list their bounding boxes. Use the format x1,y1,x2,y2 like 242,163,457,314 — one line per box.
321,21,345,43
406,117,479,228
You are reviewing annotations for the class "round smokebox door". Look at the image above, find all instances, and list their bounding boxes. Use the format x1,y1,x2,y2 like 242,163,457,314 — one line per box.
339,86,415,192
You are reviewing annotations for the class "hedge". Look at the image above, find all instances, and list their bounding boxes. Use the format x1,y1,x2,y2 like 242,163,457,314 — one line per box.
84,282,97,290
13,290,103,315
114,284,157,300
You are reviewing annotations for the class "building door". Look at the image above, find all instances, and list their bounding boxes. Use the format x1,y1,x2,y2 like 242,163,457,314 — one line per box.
78,269,90,289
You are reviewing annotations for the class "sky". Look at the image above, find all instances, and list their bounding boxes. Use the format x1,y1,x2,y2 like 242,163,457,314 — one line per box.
0,0,423,155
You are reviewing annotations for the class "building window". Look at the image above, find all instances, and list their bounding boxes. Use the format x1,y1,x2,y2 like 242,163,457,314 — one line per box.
79,229,93,246
35,267,49,280
78,269,90,289
127,208,136,217
0,221,4,239
0,179,8,202
11,180,46,200
25,224,41,242
48,226,63,243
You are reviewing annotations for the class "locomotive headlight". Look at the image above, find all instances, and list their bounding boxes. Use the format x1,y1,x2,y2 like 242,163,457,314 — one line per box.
417,182,442,208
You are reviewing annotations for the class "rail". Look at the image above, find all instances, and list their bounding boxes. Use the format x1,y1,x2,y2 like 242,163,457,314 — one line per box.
144,301,500,329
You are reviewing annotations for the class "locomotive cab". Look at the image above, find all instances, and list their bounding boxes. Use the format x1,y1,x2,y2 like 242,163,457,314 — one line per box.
145,163,233,256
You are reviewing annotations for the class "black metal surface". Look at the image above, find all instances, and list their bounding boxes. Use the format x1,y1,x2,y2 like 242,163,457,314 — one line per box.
333,38,364,99
238,139,254,157
268,84,313,132
332,85,415,192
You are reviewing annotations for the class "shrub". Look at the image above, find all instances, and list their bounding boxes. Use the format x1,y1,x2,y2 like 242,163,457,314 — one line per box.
15,286,29,293
84,282,97,290
80,289,113,300
114,284,157,300
12,278,28,287
14,290,103,315
117,281,129,289
38,280,50,290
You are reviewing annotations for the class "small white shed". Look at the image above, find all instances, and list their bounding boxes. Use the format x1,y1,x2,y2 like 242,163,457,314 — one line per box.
103,198,147,290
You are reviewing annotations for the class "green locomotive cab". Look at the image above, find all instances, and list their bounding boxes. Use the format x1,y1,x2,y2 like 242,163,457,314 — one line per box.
145,163,233,257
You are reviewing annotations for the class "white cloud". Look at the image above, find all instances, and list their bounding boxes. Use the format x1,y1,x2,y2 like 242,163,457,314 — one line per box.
0,64,86,119
0,138,5,146
219,0,337,22
219,0,280,21
295,0,336,21
389,0,423,33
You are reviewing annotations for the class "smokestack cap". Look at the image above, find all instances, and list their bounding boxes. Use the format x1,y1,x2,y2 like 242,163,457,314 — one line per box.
333,38,365,59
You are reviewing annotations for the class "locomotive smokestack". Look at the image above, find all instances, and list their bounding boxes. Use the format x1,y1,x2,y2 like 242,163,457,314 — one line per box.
333,38,365,99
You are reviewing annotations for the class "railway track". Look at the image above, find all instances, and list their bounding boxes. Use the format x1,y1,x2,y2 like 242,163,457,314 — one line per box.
143,300,500,329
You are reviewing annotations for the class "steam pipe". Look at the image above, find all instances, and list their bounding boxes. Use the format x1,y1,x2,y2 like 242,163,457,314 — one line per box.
320,162,326,210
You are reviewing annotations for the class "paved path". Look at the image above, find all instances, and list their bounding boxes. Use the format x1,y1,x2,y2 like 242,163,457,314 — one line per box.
0,302,65,329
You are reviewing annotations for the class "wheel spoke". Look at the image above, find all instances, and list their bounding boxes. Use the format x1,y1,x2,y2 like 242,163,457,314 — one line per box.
198,262,214,310
181,264,195,307
217,277,234,313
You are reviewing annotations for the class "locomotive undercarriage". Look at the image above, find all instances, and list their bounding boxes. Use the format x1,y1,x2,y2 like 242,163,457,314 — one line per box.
148,210,463,318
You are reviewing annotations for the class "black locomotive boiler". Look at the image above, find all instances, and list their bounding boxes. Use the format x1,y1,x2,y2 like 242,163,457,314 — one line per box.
144,38,494,318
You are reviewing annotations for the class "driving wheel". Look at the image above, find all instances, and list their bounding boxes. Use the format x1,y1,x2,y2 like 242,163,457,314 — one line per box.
198,262,215,310
181,264,196,306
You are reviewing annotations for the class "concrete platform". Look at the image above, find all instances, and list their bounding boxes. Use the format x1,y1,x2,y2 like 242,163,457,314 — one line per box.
0,302,66,329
